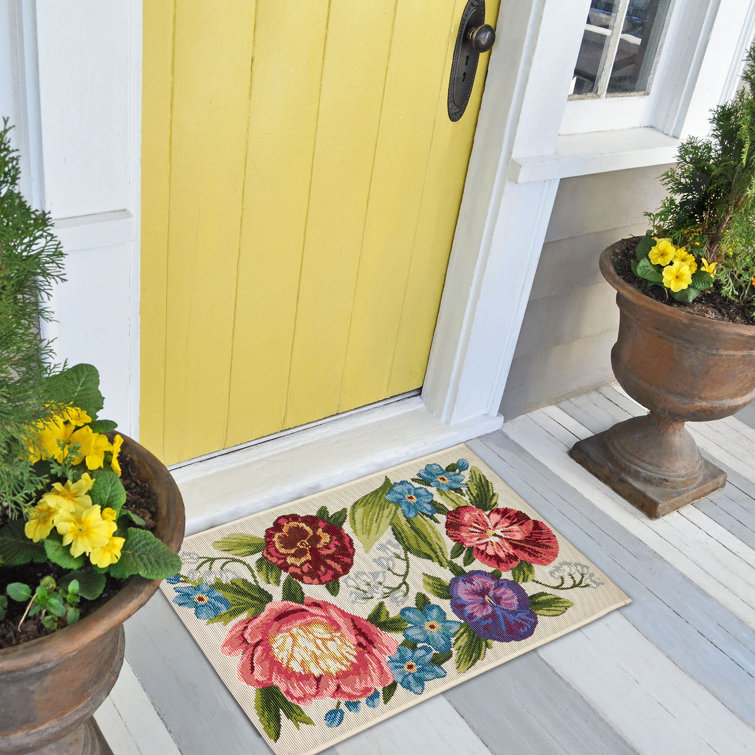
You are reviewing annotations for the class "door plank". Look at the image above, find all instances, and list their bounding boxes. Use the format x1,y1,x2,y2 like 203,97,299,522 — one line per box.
225,2,331,448
283,0,399,429
161,0,256,462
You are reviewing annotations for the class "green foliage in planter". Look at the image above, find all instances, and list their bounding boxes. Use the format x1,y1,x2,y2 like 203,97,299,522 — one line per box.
0,120,66,516
644,44,755,320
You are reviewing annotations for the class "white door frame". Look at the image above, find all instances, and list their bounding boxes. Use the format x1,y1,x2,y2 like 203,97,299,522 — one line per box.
5,1,754,528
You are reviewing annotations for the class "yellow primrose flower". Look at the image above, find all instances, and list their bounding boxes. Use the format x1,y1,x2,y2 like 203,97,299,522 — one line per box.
60,405,92,427
663,261,693,292
649,238,677,266
69,426,112,470
24,501,58,542
56,505,117,558
89,535,125,568
40,474,95,522
673,248,698,274
700,258,717,277
110,434,124,477
102,507,118,522
27,416,74,463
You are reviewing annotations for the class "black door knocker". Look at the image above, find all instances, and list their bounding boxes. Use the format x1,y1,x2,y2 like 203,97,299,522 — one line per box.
448,0,496,122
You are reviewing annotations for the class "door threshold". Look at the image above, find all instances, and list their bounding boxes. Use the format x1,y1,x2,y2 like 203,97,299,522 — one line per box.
172,396,502,535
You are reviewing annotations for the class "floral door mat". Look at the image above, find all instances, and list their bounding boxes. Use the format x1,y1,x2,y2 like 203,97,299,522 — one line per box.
162,444,630,754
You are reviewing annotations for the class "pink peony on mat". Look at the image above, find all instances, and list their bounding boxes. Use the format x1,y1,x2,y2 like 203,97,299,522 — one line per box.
162,444,630,755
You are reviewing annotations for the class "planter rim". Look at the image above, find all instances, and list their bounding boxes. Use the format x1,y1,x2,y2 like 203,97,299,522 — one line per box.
600,242,755,339
0,436,184,670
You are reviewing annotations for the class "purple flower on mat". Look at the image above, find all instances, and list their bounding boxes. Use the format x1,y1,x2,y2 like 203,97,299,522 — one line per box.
386,481,436,518
172,582,230,620
449,571,538,643
416,463,466,491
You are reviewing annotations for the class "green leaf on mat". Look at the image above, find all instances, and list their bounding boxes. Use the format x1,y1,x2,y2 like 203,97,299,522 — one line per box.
467,467,498,511
382,681,398,705
511,560,535,584
529,592,574,616
209,579,273,625
281,575,305,604
454,623,488,673
391,511,448,566
255,556,282,587
211,533,266,557
422,573,451,600
349,477,398,552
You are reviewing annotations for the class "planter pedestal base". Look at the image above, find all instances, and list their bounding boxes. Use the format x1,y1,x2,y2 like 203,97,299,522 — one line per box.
569,413,727,518
34,720,112,755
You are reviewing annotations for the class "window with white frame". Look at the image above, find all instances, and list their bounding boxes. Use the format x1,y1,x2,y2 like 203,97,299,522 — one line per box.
570,0,672,98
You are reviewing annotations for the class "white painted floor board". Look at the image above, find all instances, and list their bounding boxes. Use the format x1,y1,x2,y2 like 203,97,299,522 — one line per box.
98,387,754,754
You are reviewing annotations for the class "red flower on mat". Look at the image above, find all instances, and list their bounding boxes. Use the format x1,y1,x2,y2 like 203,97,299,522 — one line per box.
445,506,559,571
263,514,355,585
221,599,398,705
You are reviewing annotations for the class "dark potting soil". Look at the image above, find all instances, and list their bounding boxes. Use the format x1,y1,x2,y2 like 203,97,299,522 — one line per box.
0,446,158,649
613,237,754,326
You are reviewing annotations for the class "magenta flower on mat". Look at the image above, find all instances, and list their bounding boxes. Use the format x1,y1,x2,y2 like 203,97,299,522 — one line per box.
221,598,398,705
263,514,355,584
449,571,538,642
445,505,559,571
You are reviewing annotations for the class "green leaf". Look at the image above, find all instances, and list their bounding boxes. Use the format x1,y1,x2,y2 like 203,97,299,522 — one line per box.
281,575,305,604
349,477,398,552
462,546,475,567
0,595,7,620
89,419,118,433
43,538,85,569
671,285,701,303
45,363,104,418
635,231,654,260
123,509,146,527
316,506,329,520
422,573,451,600
325,579,340,597
42,614,58,630
208,579,273,625
635,257,664,283
401,639,417,650
0,520,47,565
255,686,314,742
255,556,282,587
415,592,430,611
454,623,488,673
382,681,398,705
431,500,450,515
59,569,106,600
691,270,714,290
106,527,181,580
528,592,574,616
491,570,502,579
211,533,265,557
511,560,535,584
367,601,390,626
391,511,448,566
447,561,467,577
255,687,281,742
467,467,498,511
66,579,80,596
66,607,80,624
450,542,465,560
6,582,32,602
45,596,66,617
431,651,452,666
90,470,127,515
437,490,469,510
328,507,348,529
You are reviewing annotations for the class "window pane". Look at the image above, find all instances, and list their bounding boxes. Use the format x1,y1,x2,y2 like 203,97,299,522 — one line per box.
571,1,623,96
607,0,671,94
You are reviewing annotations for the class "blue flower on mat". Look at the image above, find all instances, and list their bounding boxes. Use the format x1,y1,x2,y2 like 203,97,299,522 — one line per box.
416,463,466,491
455,458,469,471
172,582,230,620
324,708,344,727
344,700,360,713
386,481,436,518
165,574,181,584
365,690,380,708
400,604,462,653
387,645,446,694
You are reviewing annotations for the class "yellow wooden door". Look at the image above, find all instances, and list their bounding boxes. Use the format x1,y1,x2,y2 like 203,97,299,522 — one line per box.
141,0,499,465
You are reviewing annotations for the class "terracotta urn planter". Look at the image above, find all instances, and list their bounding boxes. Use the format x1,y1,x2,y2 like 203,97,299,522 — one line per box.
0,437,185,754
570,242,755,518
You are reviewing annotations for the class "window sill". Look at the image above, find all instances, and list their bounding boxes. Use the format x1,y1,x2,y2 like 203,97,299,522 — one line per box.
510,127,679,184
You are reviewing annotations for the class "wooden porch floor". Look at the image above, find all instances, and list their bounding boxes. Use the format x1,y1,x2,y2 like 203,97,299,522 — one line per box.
99,385,755,754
